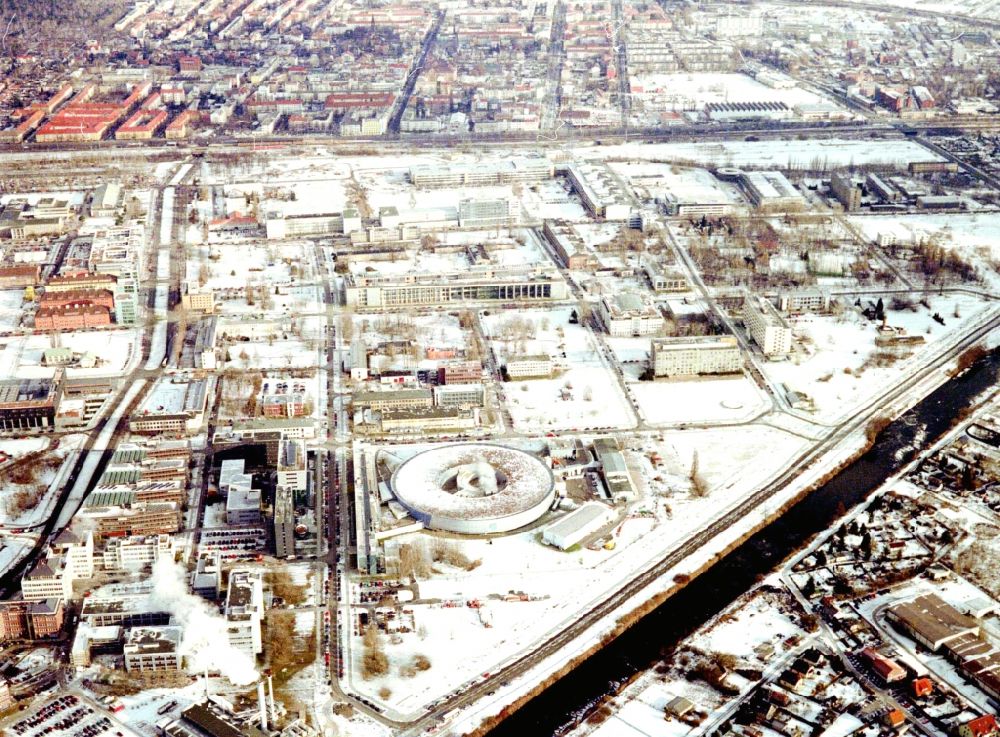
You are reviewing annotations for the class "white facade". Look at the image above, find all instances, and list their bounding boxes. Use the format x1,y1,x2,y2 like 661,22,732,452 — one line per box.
103,534,174,571
505,354,553,379
542,503,614,550
225,569,264,658
651,336,743,378
743,296,792,358
600,292,665,337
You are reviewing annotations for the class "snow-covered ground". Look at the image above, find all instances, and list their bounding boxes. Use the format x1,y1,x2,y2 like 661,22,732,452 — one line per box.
576,138,941,170
0,289,27,332
349,420,813,716
850,212,1000,292
0,329,141,379
760,294,995,424
482,307,636,432
629,72,834,110
630,374,770,426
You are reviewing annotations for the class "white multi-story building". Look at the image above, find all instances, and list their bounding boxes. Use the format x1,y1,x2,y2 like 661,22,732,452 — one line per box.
433,383,485,407
600,292,665,337
409,158,553,188
457,198,517,229
50,529,94,579
743,295,793,358
103,534,174,571
345,266,567,309
505,354,553,379
225,569,264,659
740,171,806,212
651,336,743,378
277,439,307,495
221,459,262,526
21,556,73,602
123,625,183,672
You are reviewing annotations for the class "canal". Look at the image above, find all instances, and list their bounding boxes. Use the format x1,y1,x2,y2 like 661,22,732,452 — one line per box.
487,350,1000,737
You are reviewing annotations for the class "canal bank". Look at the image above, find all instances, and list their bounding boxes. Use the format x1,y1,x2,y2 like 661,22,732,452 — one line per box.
479,351,1000,737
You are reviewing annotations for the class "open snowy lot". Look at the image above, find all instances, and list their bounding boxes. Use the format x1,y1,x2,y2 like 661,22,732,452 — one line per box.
759,294,995,424
0,289,27,333
629,72,834,110
630,375,770,426
482,307,636,432
577,139,942,171
850,212,1000,290
0,329,141,378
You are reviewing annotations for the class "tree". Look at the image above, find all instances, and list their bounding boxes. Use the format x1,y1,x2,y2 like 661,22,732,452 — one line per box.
361,625,388,679
689,450,709,498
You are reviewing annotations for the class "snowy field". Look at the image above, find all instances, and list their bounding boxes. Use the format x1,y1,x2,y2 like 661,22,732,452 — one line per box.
850,212,1000,290
0,329,140,378
761,294,994,424
610,162,744,207
577,139,942,170
831,0,1000,16
630,375,770,426
351,421,811,715
482,307,636,432
0,289,26,332
629,72,833,110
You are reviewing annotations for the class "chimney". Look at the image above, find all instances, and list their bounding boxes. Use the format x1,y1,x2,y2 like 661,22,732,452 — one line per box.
257,682,268,731
267,674,277,721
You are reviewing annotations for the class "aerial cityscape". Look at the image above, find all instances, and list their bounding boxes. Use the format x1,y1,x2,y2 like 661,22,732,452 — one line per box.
0,0,998,736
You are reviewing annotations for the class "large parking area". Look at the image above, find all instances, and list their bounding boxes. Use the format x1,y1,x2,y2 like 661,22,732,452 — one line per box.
6,694,132,737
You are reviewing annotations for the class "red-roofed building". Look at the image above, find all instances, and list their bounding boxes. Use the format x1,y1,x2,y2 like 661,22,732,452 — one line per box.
959,716,999,737
861,648,907,683
178,55,202,73
35,304,112,331
911,677,933,698
884,710,906,729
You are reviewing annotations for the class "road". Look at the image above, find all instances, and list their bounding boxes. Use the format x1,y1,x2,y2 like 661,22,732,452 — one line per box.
0,156,193,596
386,10,444,136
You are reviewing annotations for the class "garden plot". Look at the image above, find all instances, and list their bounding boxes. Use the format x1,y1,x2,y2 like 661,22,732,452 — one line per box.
482,307,635,432
759,294,994,424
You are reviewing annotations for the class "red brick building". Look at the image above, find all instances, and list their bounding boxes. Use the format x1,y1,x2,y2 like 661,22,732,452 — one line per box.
35,304,112,331
0,264,40,289
0,599,65,640
45,272,117,293
438,360,482,385
39,288,115,312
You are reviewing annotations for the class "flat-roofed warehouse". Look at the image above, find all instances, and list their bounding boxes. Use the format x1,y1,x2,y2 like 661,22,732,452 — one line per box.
887,593,980,651
0,376,61,431
542,502,614,550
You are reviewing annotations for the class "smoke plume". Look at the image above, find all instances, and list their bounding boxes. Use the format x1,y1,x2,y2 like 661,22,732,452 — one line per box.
146,557,259,685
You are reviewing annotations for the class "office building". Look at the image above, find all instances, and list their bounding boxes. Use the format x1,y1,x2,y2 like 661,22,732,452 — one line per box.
651,336,743,378
743,295,793,358
225,570,264,658
344,266,567,309
124,625,183,672
600,292,665,337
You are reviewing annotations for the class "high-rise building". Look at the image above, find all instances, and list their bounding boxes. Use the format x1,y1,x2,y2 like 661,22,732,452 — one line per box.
225,570,264,659
273,489,296,559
